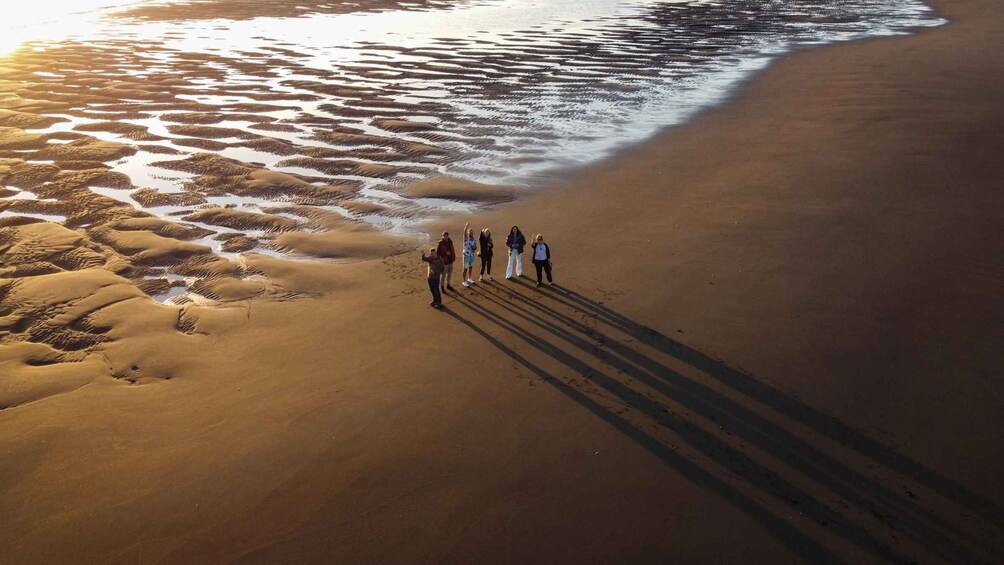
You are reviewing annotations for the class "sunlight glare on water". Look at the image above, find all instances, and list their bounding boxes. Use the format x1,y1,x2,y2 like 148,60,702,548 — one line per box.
0,0,149,55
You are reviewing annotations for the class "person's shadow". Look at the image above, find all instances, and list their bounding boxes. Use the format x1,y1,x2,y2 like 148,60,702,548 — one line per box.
440,278,1003,564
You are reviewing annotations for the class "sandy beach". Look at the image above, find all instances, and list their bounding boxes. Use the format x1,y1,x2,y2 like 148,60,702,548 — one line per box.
1,0,1002,563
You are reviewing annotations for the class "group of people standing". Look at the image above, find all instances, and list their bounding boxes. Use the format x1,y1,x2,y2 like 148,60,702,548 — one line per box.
421,224,554,309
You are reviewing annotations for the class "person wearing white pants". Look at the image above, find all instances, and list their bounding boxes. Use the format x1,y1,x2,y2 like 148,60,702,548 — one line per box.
505,225,526,279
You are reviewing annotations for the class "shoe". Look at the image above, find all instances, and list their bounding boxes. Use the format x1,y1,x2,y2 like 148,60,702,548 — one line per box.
468,278,476,285
486,275,493,281
447,285,455,291
432,302,442,309
535,282,541,288
429,301,437,307
440,286,446,292
478,276,483,282
462,281,470,288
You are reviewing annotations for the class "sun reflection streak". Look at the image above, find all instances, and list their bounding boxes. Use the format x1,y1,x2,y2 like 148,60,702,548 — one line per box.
0,0,150,56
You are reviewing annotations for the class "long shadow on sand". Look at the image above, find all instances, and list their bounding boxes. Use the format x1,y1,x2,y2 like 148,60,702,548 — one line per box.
441,278,1002,564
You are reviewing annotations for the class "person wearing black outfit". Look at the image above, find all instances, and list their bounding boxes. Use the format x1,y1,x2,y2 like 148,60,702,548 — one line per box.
505,225,526,280
421,247,444,308
530,233,553,287
478,228,494,282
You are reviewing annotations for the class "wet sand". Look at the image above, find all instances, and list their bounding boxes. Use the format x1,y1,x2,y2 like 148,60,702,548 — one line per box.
1,0,1003,563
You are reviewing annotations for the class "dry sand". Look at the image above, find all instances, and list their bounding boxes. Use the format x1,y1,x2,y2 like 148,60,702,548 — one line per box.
1,0,1002,563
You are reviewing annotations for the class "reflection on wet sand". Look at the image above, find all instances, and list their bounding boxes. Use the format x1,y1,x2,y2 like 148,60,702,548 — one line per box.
2,0,940,309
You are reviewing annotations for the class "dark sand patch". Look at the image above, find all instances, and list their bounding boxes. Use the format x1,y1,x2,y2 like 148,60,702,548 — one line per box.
55,168,133,189
0,109,67,129
88,226,211,265
237,137,300,156
249,123,302,133
73,121,155,136
35,137,137,162
401,176,516,202
166,124,258,140
152,153,254,176
182,207,299,233
0,159,60,189
217,234,259,253
277,157,427,178
372,118,438,133
52,161,114,171
131,188,208,208
172,138,231,151
136,144,185,155
339,200,391,215
313,130,448,156
111,217,214,241
0,127,46,150
274,224,409,259
0,94,70,113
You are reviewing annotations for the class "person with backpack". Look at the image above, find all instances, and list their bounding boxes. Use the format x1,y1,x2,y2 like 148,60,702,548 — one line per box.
530,233,553,287
478,228,494,282
421,247,445,308
436,231,456,292
505,225,526,280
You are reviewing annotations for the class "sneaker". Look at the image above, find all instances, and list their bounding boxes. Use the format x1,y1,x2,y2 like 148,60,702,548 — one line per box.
468,278,476,285
486,275,493,281
478,276,483,282
462,281,470,288
432,302,442,309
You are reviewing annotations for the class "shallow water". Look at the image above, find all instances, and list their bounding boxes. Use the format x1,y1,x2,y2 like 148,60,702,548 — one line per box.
2,0,943,251
0,210,69,223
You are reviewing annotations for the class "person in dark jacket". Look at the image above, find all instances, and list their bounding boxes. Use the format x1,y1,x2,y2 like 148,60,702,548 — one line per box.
505,225,525,280
530,233,553,287
421,247,444,308
478,228,494,282
436,231,456,292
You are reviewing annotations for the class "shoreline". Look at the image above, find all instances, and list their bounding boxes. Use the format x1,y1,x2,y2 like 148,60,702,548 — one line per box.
2,0,1002,563
0,0,944,263
512,2,948,195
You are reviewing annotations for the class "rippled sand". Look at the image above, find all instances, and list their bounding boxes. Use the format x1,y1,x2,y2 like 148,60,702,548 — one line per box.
1,0,940,343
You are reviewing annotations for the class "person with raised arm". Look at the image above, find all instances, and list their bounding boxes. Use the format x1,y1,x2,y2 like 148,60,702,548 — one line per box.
478,227,494,282
461,222,478,287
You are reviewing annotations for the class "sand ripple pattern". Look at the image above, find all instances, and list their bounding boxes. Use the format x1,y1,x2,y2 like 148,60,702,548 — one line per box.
1,0,941,302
